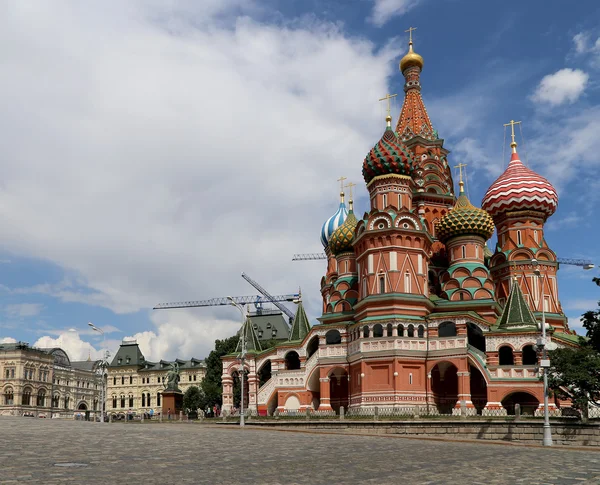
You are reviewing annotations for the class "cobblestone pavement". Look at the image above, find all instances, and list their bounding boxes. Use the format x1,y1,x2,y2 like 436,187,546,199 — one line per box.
1,418,599,485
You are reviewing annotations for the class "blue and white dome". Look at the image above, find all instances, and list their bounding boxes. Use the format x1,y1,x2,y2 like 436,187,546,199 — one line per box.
320,196,348,247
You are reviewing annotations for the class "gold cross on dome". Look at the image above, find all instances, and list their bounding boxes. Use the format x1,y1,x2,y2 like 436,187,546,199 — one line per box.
503,119,521,146
337,176,347,194
454,163,467,184
378,93,398,117
345,181,357,200
405,26,417,43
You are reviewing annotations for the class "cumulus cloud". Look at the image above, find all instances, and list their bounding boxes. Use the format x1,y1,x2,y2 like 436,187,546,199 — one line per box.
531,68,589,106
0,2,399,359
368,0,422,27
0,337,18,344
33,331,104,361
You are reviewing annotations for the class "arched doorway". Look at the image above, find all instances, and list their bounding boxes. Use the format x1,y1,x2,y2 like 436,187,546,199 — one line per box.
231,369,249,410
469,365,487,414
258,360,272,387
284,351,301,370
306,368,320,411
431,362,458,414
467,323,486,352
306,335,319,359
329,368,349,414
501,392,539,415
325,329,342,344
78,402,87,410
438,321,457,337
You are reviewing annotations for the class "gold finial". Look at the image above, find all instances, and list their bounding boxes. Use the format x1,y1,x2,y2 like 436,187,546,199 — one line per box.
503,119,521,153
337,176,347,202
454,163,467,194
378,93,398,126
345,181,356,211
405,26,417,44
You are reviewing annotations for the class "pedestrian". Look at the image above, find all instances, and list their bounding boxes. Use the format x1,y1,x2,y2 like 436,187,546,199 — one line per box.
167,408,171,420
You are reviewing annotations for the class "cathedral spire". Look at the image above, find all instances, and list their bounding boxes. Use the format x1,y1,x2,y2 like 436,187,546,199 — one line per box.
395,28,435,141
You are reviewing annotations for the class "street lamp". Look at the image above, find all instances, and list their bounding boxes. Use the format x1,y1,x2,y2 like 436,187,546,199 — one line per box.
227,297,247,427
531,259,552,446
88,323,109,424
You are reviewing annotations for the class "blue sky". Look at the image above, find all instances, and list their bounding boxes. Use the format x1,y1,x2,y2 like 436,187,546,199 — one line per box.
0,0,599,361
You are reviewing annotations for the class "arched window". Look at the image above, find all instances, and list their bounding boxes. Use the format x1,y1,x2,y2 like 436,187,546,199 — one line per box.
113,376,116,386
284,351,301,370
397,324,405,337
499,346,514,365
112,396,117,408
373,324,384,338
407,324,415,338
129,376,133,384
157,393,161,407
363,325,370,338
417,325,425,338
22,388,31,406
128,394,134,408
325,329,342,345
517,230,522,245
52,394,59,408
379,276,385,294
386,323,393,337
409,373,413,385
37,390,46,407
64,396,70,409
461,245,466,259
306,336,319,358
120,395,125,408
522,345,537,365
404,272,411,293
438,321,457,337
142,393,146,407
121,376,124,385
147,393,151,407
4,388,14,405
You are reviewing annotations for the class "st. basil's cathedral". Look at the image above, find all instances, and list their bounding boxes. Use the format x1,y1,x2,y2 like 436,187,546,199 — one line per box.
221,34,578,417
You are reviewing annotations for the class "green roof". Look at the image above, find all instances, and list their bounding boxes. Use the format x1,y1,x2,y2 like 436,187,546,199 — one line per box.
237,314,262,354
495,279,537,330
289,300,311,341
248,312,290,341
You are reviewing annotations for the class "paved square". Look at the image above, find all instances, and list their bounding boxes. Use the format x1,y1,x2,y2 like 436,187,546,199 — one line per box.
0,418,598,484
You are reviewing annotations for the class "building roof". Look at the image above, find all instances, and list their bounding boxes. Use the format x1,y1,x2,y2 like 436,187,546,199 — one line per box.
288,300,311,342
237,314,262,354
248,312,290,341
320,195,348,248
110,341,146,367
362,122,414,184
71,360,102,372
495,279,538,330
139,358,205,372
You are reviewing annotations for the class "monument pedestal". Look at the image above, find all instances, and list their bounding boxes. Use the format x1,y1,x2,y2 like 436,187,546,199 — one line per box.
162,389,184,419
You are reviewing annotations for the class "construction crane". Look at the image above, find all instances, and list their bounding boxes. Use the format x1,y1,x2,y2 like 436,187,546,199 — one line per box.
153,294,298,311
292,253,594,269
241,272,296,324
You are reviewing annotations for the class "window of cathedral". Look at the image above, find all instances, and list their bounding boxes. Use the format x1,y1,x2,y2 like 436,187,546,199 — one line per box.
363,325,370,338
379,276,385,294
397,324,405,337
404,272,411,293
522,345,537,366
499,346,515,366
325,329,342,345
461,246,466,259
543,296,550,313
534,230,538,242
373,324,384,338
4,388,14,405
418,325,425,338
382,194,388,208
517,230,522,245
407,324,415,337
438,321,456,337
387,324,393,337
409,373,413,385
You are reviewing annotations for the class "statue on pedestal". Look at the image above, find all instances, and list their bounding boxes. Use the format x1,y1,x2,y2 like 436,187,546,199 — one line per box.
164,362,181,392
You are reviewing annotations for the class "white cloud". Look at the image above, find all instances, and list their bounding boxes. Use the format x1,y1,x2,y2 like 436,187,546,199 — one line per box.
0,2,399,360
0,337,17,344
33,331,104,361
3,303,44,317
572,31,600,67
545,213,582,232
368,0,421,27
531,68,589,106
573,32,590,54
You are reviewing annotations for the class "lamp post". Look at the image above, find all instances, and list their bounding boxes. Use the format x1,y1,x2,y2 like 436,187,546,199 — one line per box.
531,259,552,446
88,323,109,424
227,297,247,427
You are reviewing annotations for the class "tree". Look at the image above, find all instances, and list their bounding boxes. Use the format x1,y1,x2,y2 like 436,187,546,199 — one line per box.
200,335,239,409
547,346,600,421
183,386,205,415
581,298,600,353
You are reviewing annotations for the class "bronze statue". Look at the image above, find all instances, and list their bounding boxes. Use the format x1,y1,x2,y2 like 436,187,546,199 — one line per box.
164,362,180,391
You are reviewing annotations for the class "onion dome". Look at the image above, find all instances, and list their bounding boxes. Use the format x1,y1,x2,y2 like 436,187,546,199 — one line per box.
362,116,415,184
436,182,495,242
320,193,348,247
400,37,424,72
482,144,558,219
329,201,358,255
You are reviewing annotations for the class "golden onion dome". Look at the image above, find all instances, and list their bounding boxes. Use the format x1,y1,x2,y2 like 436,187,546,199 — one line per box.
436,182,495,243
329,207,358,256
400,41,424,72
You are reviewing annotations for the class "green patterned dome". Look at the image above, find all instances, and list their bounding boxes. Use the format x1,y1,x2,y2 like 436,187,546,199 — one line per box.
436,183,495,242
329,209,358,255
362,120,414,184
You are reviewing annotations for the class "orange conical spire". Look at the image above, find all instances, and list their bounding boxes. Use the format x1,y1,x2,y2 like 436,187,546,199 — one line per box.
395,29,434,141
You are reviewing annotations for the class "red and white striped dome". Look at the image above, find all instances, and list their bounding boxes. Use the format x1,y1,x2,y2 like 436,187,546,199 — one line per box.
482,150,558,219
